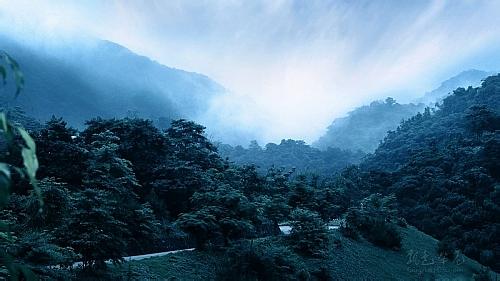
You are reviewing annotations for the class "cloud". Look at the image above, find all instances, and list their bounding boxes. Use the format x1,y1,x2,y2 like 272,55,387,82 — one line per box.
1,0,500,144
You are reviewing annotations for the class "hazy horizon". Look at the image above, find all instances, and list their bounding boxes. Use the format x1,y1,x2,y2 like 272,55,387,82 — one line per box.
1,0,500,144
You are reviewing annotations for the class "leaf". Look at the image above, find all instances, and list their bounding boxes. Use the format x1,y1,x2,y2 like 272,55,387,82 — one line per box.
1,52,24,96
18,128,36,152
18,128,41,208
0,163,10,179
0,162,10,208
0,113,15,143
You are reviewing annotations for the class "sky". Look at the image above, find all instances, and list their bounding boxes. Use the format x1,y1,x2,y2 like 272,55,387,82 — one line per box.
1,0,500,144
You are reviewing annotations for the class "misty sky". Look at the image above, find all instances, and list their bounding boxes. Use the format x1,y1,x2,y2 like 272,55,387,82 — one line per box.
1,0,500,144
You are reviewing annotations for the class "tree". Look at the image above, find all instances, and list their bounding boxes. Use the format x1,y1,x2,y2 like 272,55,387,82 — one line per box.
287,208,329,257
82,117,169,188
22,179,71,229
343,194,401,250
35,117,89,186
84,130,160,253
465,106,497,137
288,175,317,212
177,184,257,249
0,51,40,280
220,241,307,281
56,189,129,269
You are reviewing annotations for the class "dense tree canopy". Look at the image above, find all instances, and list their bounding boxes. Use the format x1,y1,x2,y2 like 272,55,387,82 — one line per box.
360,75,500,270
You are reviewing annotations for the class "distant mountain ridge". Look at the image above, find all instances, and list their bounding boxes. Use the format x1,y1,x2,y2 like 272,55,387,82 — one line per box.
314,69,497,153
0,35,226,128
415,69,494,105
314,98,424,152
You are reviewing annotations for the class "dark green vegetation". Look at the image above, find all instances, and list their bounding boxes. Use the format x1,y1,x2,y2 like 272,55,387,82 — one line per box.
1,48,498,280
314,97,424,152
360,75,500,271
218,139,365,176
0,35,225,128
3,115,373,279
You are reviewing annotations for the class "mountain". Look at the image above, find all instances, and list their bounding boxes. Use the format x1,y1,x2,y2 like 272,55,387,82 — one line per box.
314,70,496,153
314,98,424,152
416,69,494,105
0,35,225,128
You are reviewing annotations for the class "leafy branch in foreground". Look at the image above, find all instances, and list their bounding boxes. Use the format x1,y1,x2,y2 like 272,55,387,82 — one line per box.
0,51,40,281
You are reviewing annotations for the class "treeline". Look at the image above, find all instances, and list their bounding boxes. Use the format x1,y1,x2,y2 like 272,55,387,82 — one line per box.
2,69,498,279
2,115,383,279
218,139,365,176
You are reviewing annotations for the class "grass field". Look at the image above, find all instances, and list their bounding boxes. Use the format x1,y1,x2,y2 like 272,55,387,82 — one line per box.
110,226,496,280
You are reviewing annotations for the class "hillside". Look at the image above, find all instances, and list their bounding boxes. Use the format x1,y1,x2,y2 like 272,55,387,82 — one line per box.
0,35,225,128
314,71,496,153
112,227,492,280
218,139,365,176
314,98,424,152
360,74,500,271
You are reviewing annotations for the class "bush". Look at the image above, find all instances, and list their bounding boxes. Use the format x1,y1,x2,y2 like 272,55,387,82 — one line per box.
218,241,305,281
344,204,402,250
288,208,329,257
361,219,401,250
437,239,456,260
339,225,359,240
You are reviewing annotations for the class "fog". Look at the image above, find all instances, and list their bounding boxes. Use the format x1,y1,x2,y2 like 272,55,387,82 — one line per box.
1,0,500,144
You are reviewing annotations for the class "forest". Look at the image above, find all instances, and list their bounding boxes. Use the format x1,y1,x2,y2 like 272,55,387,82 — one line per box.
0,45,498,280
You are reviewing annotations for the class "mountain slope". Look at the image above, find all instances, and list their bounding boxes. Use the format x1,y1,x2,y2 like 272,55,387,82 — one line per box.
314,98,424,152
360,74,500,271
112,227,492,280
416,69,493,105
0,35,225,127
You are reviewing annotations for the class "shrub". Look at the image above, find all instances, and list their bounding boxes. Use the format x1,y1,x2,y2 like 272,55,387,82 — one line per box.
437,238,456,260
361,219,401,250
344,213,401,250
218,241,305,281
288,208,329,257
339,225,359,240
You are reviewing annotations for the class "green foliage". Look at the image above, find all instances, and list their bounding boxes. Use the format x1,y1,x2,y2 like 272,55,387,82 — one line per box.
0,51,40,281
177,184,258,249
0,51,24,96
359,75,500,270
218,139,364,177
9,231,78,270
465,105,498,137
288,208,329,257
343,194,402,250
55,189,129,269
35,117,89,185
219,241,308,281
437,238,456,260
